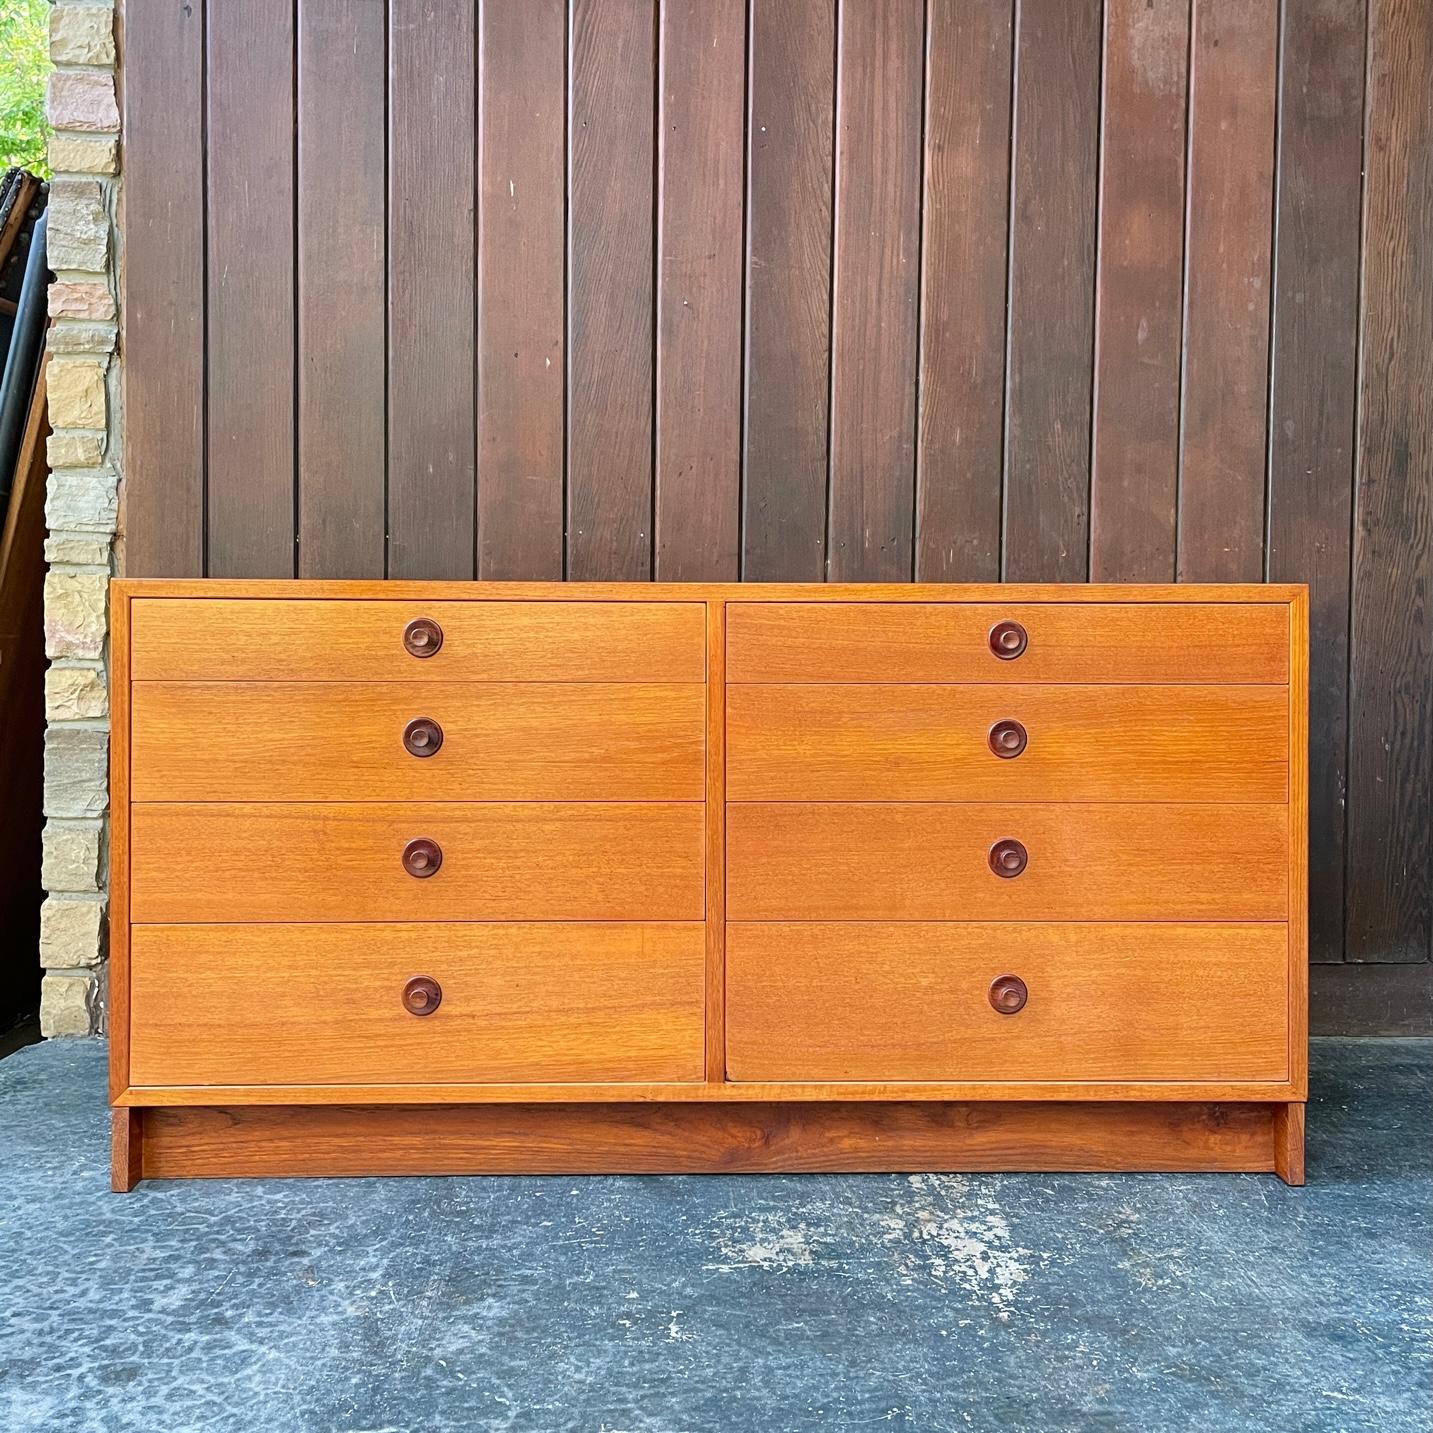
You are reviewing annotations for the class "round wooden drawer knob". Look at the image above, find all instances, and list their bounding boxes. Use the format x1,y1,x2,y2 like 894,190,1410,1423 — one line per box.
403,617,443,658
989,620,1028,660
988,719,1028,758
402,975,443,1016
989,838,1028,878
403,716,444,757
402,838,443,878
989,974,1028,1014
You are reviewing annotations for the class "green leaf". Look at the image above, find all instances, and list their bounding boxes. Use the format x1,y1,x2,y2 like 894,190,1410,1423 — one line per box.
0,0,53,178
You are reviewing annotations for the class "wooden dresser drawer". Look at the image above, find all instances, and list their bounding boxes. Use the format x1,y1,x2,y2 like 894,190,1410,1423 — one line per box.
130,923,706,1086
727,923,1289,1083
727,602,1288,684
131,682,705,802
727,803,1288,921
130,599,706,682
728,683,1288,802
130,803,705,923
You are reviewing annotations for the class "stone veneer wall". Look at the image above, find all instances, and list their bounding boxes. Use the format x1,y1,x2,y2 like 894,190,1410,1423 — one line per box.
38,1,120,1036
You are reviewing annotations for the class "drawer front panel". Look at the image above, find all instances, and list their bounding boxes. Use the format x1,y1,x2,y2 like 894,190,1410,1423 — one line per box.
132,683,705,802
130,599,706,682
728,684,1288,802
726,923,1289,1082
130,923,706,1086
727,602,1289,684
727,803,1288,921
131,803,705,923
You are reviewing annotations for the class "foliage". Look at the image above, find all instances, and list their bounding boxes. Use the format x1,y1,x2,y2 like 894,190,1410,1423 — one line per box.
0,0,51,178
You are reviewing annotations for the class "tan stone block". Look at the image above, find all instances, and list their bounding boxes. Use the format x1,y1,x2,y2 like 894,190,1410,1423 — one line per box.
47,470,119,533
40,897,107,969
44,726,109,818
46,362,107,429
48,133,118,176
47,321,118,356
47,178,109,271
45,570,108,659
42,820,106,892
46,665,109,722
48,281,115,321
39,971,100,1037
47,431,106,469
44,533,112,568
51,5,116,66
47,72,119,134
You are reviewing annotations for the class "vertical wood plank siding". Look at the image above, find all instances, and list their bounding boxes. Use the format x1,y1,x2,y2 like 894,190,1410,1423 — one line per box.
916,0,1011,583
655,0,745,581
296,0,387,577
1268,0,1366,962
122,1,1433,971
742,0,833,582
478,0,565,580
1177,0,1278,582
1003,0,1101,582
122,0,205,577
388,0,476,579
204,1,295,578
1346,0,1432,962
566,0,655,580
1089,0,1188,583
827,0,923,581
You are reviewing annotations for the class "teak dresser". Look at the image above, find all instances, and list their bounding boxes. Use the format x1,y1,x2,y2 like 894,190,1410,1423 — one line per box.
109,581,1308,1189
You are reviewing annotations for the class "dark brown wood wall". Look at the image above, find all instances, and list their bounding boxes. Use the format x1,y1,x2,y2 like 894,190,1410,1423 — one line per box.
121,0,1431,980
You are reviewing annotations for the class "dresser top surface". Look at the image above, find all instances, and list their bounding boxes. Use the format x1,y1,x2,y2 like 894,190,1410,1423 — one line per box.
112,579,1307,604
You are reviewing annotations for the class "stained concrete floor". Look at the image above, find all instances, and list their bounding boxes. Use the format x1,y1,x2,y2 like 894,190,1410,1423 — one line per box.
1,1040,1428,1433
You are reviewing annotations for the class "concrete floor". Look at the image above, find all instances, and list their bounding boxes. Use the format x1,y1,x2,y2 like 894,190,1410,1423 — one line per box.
0,1040,1428,1433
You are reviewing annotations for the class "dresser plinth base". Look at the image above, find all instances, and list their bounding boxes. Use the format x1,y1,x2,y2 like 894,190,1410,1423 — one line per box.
112,1099,1307,1190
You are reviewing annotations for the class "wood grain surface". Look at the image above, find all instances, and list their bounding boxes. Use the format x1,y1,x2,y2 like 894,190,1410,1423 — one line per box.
296,0,387,578
108,588,131,1103
1266,0,1366,962
727,683,1289,803
131,803,705,924
111,1109,142,1193
121,1075,1303,1108
477,0,566,580
1089,0,1188,582
567,0,656,579
726,601,1289,684
134,1100,1285,1179
827,0,923,581
1177,0,1278,583
1274,1102,1307,1185
1003,0,1101,582
727,922,1288,1082
116,580,1301,604
655,0,745,581
204,0,296,578
1289,588,1311,1095
388,0,477,580
130,923,705,1086
129,598,706,683
130,682,705,802
1346,0,1432,963
728,802,1289,922
742,0,834,582
916,0,1012,583
121,0,205,577
704,600,728,1080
